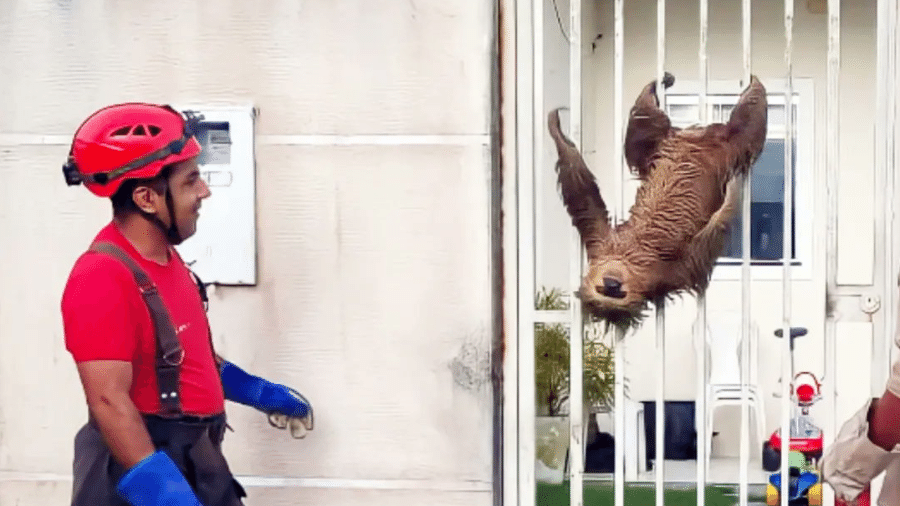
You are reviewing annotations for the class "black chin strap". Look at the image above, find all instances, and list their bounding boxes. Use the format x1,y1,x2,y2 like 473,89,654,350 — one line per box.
162,188,184,245
142,183,184,246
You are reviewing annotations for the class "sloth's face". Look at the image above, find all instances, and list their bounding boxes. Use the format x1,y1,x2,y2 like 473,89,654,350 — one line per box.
578,258,652,326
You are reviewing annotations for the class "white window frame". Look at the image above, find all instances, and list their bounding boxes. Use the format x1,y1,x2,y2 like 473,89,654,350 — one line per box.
662,78,815,281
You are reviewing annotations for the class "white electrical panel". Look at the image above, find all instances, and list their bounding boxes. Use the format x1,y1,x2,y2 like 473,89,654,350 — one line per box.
172,104,257,285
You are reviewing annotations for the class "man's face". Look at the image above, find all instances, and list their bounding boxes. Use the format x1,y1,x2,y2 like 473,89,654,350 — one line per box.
161,156,211,242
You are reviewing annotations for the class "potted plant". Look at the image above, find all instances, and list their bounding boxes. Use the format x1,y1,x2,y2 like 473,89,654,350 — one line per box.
534,286,617,483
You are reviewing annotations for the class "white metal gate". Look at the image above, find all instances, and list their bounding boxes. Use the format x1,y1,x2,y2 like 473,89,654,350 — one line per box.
502,0,900,505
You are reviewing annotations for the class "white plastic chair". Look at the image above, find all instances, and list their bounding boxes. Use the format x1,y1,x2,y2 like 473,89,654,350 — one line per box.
694,311,767,473
593,399,648,479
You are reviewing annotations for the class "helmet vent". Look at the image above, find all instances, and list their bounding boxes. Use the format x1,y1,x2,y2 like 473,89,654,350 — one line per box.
110,124,162,137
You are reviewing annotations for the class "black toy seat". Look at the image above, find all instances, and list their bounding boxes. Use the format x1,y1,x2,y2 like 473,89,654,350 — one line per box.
774,327,808,350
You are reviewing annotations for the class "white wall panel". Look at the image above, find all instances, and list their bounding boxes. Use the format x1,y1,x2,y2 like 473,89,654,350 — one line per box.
0,480,73,506
0,0,492,137
212,145,494,481
0,1,496,505
0,146,99,474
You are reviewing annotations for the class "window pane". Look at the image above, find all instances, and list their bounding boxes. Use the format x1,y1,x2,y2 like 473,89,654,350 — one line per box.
721,104,734,120
721,139,797,262
721,103,795,127
768,104,785,125
667,104,699,124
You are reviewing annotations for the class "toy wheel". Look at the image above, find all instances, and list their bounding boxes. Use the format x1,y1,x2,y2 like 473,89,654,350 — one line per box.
808,483,822,505
766,484,779,506
763,441,781,472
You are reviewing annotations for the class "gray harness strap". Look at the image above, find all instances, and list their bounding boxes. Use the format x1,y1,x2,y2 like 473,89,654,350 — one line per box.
88,241,183,415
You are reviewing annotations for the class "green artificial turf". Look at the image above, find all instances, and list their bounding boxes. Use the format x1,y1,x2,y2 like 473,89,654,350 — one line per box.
536,481,768,506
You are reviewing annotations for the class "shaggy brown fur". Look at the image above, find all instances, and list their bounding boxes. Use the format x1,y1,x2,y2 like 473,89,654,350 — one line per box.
549,72,768,331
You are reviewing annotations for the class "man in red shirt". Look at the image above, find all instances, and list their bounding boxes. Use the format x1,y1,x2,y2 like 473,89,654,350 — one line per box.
60,103,313,506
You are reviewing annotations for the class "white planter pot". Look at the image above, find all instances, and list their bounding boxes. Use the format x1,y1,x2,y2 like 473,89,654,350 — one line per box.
535,416,571,484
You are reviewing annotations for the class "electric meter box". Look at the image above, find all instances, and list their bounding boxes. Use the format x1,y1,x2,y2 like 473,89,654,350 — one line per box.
172,104,257,286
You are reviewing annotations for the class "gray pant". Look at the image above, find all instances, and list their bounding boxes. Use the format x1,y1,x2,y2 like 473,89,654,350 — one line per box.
71,414,246,506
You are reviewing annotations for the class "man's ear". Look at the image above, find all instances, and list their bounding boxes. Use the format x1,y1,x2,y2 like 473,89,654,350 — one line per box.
131,185,164,214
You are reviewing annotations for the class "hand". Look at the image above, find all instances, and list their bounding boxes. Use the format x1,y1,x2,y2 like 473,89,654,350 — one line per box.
219,360,313,438
835,486,871,506
821,398,893,504
260,385,314,439
268,411,314,439
116,450,204,506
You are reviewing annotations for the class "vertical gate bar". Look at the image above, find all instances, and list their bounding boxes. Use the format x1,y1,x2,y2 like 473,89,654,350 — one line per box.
875,0,896,432
885,0,900,427
891,16,900,506
656,0,666,109
568,0,584,504
824,0,840,504
655,302,665,506
868,0,894,502
614,0,625,225
694,296,707,503
696,0,709,503
502,1,521,504
895,0,900,388
533,3,545,503
877,3,900,476
893,31,900,506
739,1,752,505
613,2,626,506
655,2,667,505
889,0,900,415
742,0,751,86
614,325,626,506
882,9,900,500
872,14,891,502
517,0,538,503
780,1,795,505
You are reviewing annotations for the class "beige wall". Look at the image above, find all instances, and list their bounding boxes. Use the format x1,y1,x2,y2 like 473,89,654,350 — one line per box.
535,0,882,458
0,1,497,505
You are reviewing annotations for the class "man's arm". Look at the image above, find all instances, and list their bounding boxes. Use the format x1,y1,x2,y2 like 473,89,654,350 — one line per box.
868,390,900,451
75,360,155,469
215,356,313,438
821,392,900,505
75,359,206,506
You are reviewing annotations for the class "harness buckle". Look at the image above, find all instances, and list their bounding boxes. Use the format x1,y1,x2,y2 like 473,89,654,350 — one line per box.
162,348,185,366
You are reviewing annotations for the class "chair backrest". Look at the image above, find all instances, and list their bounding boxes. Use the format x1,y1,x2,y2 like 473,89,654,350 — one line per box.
693,311,758,387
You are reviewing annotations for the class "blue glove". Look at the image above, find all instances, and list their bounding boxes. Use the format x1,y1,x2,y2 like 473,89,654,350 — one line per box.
220,360,313,437
116,450,203,506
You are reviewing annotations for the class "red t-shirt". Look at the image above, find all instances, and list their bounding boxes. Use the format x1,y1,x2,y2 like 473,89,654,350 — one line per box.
61,222,225,417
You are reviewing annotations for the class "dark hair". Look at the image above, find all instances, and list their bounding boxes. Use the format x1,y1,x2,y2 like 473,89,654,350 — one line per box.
110,164,174,217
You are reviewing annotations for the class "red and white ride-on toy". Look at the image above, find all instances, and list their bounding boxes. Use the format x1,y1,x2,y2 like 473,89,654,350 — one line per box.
762,327,825,472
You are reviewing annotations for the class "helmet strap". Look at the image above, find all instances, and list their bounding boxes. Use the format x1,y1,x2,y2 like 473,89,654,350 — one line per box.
162,187,184,246
139,181,184,246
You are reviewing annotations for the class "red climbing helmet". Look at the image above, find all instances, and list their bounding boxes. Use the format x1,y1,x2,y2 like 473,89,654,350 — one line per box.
62,103,203,197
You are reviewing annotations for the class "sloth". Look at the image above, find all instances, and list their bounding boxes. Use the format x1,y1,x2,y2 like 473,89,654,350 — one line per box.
548,72,768,331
